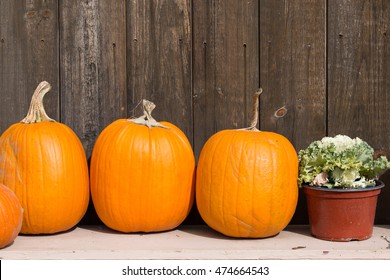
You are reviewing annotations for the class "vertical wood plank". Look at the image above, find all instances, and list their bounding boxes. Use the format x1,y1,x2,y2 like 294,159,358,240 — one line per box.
260,0,326,224
59,0,127,158
0,0,59,133
127,0,193,224
259,0,326,151
127,0,192,140
193,0,259,159
328,0,390,223
60,0,127,225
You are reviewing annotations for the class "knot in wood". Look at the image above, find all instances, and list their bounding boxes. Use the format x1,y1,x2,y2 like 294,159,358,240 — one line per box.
274,106,288,118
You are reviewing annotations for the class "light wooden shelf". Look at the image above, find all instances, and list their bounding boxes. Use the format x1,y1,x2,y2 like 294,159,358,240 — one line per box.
1,225,390,260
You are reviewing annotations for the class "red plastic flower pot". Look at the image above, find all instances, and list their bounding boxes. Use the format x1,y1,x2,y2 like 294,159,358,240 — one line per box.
303,181,384,242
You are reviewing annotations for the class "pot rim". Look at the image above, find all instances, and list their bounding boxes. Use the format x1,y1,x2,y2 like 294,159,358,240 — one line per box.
302,180,384,193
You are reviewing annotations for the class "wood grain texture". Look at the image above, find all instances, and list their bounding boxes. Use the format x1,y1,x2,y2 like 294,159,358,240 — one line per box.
59,0,127,158
59,0,127,225
259,0,326,151
259,0,326,224
127,0,193,224
0,0,59,133
193,0,259,159
328,0,390,223
0,0,389,225
328,0,389,147
127,0,192,140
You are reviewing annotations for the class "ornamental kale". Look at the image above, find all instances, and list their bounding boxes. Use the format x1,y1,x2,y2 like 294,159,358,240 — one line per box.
298,135,390,188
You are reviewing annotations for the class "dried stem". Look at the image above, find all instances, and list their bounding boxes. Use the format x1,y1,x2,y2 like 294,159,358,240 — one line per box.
241,88,262,131
21,81,55,123
129,99,168,129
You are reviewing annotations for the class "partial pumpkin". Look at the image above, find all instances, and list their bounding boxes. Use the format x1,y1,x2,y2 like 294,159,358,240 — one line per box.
90,100,195,233
196,89,298,238
0,81,89,234
0,183,23,248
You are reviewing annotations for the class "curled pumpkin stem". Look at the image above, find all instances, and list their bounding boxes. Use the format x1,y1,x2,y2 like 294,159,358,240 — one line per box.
21,81,56,124
129,99,168,129
241,88,262,131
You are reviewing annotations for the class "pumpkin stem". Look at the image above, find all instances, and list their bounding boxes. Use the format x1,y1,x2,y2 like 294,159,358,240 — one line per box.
129,99,168,129
20,81,56,124
242,88,262,131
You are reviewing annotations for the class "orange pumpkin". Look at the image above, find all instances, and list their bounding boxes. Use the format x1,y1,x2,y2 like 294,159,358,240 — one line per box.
0,81,89,234
196,89,298,238
90,100,195,233
0,183,23,248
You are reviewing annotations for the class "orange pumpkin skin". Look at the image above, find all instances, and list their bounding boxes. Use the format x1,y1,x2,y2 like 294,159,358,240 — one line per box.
90,119,195,233
0,122,89,234
0,183,23,248
196,130,298,238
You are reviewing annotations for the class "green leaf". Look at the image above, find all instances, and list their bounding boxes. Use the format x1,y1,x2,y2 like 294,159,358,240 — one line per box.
298,135,390,189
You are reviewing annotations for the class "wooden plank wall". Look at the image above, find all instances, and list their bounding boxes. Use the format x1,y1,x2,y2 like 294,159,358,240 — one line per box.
0,0,389,225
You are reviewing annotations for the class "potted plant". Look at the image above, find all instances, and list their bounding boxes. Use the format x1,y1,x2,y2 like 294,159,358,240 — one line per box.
298,135,390,241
